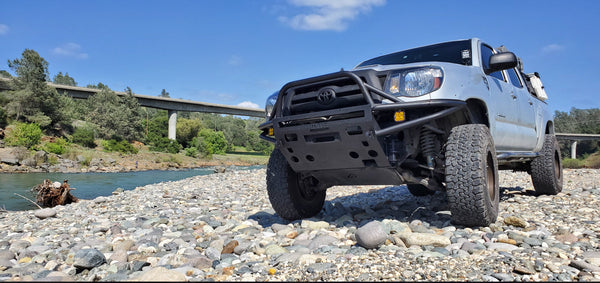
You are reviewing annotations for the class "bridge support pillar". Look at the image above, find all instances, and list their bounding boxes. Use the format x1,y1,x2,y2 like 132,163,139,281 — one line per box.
168,110,177,140
571,141,577,159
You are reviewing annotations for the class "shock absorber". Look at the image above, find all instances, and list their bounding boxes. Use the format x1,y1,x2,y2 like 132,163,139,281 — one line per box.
420,127,436,168
386,136,400,165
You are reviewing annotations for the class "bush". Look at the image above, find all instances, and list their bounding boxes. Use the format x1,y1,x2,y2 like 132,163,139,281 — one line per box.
71,127,96,148
562,158,584,169
584,152,600,168
190,129,228,157
244,131,274,154
43,137,68,155
184,147,198,157
5,122,42,148
149,137,181,154
101,138,138,154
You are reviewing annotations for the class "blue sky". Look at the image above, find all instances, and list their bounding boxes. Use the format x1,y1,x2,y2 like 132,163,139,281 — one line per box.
1,0,598,114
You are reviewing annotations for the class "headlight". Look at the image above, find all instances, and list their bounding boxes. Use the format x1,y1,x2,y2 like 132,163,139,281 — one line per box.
265,91,278,119
384,67,443,97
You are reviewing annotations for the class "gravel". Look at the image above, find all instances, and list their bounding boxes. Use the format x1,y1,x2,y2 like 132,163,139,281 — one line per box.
0,168,599,281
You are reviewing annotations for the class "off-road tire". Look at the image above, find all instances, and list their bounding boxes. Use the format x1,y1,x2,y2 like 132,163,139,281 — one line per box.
445,124,499,227
266,149,326,220
407,184,435,196
530,134,563,195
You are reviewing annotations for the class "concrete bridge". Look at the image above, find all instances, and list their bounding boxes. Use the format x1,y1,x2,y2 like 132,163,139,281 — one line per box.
556,133,600,159
0,78,265,140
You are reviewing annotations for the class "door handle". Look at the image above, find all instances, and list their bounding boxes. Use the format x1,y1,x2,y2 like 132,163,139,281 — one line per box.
511,94,517,100
528,100,533,106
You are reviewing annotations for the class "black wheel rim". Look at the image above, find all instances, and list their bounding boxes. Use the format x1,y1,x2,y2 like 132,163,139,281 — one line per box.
486,151,496,201
554,150,561,181
296,176,319,201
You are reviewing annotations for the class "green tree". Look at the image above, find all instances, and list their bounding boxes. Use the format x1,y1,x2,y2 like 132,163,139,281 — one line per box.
143,112,186,153
71,126,97,148
194,113,248,148
86,82,110,90
191,128,228,157
245,130,274,154
85,89,143,141
8,49,49,89
554,107,600,158
144,112,168,143
4,49,70,131
160,89,170,98
53,72,77,86
176,118,203,148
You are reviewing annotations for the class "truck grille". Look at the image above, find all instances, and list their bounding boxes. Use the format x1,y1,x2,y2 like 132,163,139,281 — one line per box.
284,77,368,115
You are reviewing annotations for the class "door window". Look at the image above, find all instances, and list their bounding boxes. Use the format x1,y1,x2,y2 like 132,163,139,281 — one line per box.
481,45,505,81
507,68,523,88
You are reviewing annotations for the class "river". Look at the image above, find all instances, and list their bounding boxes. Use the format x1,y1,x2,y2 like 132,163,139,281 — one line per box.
0,165,264,211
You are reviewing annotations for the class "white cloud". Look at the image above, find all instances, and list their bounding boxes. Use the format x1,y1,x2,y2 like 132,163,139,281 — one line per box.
52,42,88,59
237,101,260,109
0,24,9,35
279,0,386,31
541,43,565,54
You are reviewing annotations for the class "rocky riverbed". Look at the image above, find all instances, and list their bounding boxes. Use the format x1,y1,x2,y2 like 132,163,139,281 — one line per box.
0,168,599,281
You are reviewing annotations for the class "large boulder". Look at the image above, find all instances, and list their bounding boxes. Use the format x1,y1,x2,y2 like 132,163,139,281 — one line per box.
0,148,21,165
355,221,387,249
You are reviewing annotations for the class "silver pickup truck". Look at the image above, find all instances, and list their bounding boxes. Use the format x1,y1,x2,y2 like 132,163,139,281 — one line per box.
259,38,562,227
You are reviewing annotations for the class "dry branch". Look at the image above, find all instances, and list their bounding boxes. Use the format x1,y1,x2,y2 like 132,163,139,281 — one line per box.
14,193,42,209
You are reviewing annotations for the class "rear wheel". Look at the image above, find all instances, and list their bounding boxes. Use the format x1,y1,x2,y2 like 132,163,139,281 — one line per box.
266,149,326,220
530,134,563,195
445,124,499,227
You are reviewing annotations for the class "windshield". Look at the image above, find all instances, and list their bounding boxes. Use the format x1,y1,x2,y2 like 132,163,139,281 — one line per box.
355,40,472,68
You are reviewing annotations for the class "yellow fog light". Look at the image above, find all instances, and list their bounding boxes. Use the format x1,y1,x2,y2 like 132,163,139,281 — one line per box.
394,111,405,122
268,128,274,136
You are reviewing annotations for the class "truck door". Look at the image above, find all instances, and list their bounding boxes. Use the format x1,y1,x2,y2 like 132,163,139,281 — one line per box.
506,67,538,151
480,44,523,151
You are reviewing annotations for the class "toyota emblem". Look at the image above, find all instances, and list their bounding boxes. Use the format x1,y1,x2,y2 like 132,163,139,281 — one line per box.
317,88,336,105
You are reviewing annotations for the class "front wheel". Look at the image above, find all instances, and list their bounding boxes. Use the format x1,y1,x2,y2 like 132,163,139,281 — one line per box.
445,124,499,227
266,149,326,220
530,134,563,195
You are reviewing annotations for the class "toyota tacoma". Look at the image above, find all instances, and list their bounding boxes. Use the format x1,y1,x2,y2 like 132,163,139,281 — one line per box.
258,38,562,227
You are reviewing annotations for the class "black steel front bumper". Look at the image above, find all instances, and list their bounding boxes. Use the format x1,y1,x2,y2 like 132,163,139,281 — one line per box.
259,71,466,175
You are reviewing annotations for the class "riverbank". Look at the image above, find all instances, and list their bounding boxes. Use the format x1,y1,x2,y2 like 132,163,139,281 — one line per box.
0,144,269,174
0,168,599,281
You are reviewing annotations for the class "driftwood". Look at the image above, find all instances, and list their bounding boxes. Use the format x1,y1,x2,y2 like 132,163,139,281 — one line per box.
33,179,78,207
14,193,42,209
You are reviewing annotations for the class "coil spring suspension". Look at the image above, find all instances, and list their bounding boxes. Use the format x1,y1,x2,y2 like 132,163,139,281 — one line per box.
420,127,436,168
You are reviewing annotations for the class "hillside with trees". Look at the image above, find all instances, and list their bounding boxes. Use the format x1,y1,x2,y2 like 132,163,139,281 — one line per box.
0,49,272,172
554,108,600,168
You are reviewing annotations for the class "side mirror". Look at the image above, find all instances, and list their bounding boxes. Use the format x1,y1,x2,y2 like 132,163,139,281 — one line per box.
487,52,518,74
